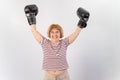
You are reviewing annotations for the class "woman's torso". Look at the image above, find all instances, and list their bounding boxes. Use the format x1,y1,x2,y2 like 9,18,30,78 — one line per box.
41,37,69,70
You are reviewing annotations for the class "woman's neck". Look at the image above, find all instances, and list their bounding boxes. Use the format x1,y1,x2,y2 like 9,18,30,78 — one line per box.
51,39,60,44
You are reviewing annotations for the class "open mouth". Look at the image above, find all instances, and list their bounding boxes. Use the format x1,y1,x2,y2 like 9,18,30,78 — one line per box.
52,35,59,39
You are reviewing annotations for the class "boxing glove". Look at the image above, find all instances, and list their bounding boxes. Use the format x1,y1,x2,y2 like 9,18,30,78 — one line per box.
24,4,38,25
77,7,90,28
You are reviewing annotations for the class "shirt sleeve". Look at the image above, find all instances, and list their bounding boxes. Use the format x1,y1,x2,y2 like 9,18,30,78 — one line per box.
62,37,70,47
40,36,49,45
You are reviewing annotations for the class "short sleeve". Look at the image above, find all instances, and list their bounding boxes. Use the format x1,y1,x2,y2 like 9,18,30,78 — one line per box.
62,37,70,47
40,36,50,45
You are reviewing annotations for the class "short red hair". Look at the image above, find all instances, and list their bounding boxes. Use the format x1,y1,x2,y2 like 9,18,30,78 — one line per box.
47,24,64,38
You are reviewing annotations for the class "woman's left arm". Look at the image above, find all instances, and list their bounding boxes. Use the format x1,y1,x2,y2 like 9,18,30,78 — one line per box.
68,27,82,44
68,7,90,44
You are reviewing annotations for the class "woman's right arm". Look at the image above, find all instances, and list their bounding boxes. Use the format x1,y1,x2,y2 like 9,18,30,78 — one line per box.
30,24,43,43
24,5,43,43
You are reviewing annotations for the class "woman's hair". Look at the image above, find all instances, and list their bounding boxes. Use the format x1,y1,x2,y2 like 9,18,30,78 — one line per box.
47,24,64,38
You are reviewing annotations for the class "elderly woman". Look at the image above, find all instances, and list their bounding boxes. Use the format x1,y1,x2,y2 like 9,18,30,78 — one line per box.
24,4,89,80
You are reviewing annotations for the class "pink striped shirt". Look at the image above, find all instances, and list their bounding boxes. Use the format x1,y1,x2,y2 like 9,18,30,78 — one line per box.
40,37,69,70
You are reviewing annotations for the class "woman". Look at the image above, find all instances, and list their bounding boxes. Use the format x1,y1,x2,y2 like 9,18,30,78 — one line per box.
31,24,81,80
24,4,89,80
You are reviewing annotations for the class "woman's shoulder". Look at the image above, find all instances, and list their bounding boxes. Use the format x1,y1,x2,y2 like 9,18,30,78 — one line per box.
60,37,69,46
41,36,50,44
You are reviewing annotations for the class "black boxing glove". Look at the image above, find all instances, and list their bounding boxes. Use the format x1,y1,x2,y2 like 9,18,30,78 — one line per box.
24,4,38,25
77,7,90,28
78,19,87,28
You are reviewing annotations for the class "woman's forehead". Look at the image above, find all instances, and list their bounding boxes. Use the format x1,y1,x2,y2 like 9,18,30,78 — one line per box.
51,28,59,31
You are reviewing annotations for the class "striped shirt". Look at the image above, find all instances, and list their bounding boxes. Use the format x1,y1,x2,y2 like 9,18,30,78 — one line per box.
40,37,69,70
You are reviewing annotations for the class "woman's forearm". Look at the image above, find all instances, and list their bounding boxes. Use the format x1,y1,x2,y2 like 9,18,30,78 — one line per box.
30,24,43,43
68,27,82,44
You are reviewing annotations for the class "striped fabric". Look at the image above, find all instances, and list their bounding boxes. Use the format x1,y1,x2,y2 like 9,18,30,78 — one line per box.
40,37,69,70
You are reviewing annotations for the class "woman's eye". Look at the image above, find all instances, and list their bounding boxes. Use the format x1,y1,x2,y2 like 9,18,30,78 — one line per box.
51,32,54,34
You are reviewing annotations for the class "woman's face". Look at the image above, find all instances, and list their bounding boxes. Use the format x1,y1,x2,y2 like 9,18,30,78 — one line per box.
50,28,60,41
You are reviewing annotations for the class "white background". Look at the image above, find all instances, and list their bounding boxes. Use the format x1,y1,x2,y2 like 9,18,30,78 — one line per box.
0,0,120,80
